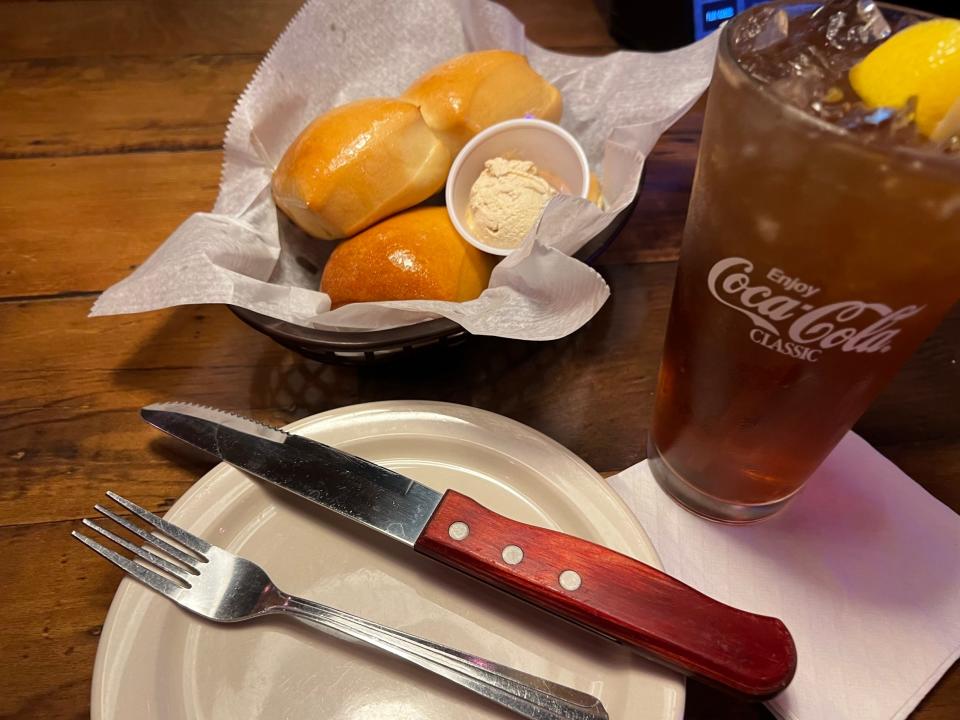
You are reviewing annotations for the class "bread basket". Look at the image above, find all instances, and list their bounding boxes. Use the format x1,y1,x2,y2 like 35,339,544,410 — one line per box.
229,187,640,364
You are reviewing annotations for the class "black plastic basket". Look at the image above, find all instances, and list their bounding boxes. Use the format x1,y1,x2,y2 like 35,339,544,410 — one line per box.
230,190,640,364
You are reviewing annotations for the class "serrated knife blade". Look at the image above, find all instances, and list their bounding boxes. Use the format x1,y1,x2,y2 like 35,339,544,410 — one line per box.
140,402,440,544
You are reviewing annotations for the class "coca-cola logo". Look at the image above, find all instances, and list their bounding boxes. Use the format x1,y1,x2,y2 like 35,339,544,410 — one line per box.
707,257,924,363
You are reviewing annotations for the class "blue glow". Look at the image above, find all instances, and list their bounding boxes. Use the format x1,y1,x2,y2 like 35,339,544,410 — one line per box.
705,6,736,22
694,0,752,40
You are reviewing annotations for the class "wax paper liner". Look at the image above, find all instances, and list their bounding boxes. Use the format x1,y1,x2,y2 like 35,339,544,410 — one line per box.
91,0,718,340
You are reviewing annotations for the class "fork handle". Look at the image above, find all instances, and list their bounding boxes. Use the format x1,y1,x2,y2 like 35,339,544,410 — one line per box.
272,592,607,720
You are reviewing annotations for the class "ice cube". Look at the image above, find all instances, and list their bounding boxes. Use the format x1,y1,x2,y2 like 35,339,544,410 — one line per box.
824,11,846,50
856,1,892,43
770,75,821,109
734,0,891,83
736,6,790,54
728,0,950,155
808,0,890,51
836,97,920,146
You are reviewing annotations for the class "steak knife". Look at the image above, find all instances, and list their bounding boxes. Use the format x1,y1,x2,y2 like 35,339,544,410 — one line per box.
142,402,796,699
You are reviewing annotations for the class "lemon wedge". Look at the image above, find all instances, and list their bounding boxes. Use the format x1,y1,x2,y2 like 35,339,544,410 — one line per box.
849,18,960,140
935,96,960,142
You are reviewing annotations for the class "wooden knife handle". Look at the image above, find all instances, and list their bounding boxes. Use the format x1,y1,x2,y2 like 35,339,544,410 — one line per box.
414,490,796,699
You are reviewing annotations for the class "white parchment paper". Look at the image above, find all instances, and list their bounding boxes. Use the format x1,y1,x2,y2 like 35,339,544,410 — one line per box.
91,0,719,340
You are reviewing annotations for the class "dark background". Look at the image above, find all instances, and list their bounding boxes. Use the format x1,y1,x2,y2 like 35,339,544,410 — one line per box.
603,0,959,50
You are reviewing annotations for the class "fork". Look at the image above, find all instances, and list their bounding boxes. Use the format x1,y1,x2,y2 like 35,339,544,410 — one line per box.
74,492,608,720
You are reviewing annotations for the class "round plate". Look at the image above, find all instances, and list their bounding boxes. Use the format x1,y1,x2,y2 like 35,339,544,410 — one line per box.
92,401,684,719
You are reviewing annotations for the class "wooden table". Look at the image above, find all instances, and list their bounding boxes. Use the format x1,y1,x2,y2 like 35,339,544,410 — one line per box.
1,1,957,717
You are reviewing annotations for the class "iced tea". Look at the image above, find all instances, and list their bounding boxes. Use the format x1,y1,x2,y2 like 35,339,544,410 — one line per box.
649,1,960,522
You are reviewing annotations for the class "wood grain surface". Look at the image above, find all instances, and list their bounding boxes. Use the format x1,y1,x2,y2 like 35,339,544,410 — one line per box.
0,1,956,718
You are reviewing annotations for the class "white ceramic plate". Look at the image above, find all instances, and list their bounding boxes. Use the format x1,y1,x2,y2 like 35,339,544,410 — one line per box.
92,401,684,719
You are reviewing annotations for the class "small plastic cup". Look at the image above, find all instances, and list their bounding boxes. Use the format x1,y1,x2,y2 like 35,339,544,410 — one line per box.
445,118,591,256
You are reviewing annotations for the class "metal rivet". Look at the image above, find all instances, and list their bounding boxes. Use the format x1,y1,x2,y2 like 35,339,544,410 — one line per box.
448,521,469,541
501,545,523,565
559,570,582,591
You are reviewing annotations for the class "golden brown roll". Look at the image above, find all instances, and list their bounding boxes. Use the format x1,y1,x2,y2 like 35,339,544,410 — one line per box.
403,50,563,155
587,172,604,208
272,98,450,240
320,207,494,307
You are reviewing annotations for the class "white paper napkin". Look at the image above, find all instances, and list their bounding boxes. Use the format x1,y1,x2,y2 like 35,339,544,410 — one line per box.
89,0,719,340
607,432,960,720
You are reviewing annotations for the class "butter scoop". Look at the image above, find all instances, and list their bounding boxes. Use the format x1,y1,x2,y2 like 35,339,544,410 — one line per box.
445,118,590,256
466,158,558,249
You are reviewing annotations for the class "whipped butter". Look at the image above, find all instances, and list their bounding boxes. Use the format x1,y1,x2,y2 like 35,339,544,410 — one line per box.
465,158,558,249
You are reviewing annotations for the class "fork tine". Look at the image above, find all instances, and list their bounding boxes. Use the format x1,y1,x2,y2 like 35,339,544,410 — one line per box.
72,531,182,597
106,491,210,555
82,518,193,584
95,504,200,569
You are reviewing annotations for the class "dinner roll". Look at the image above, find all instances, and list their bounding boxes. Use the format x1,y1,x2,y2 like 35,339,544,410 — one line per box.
272,98,450,240
320,207,494,307
403,50,562,155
